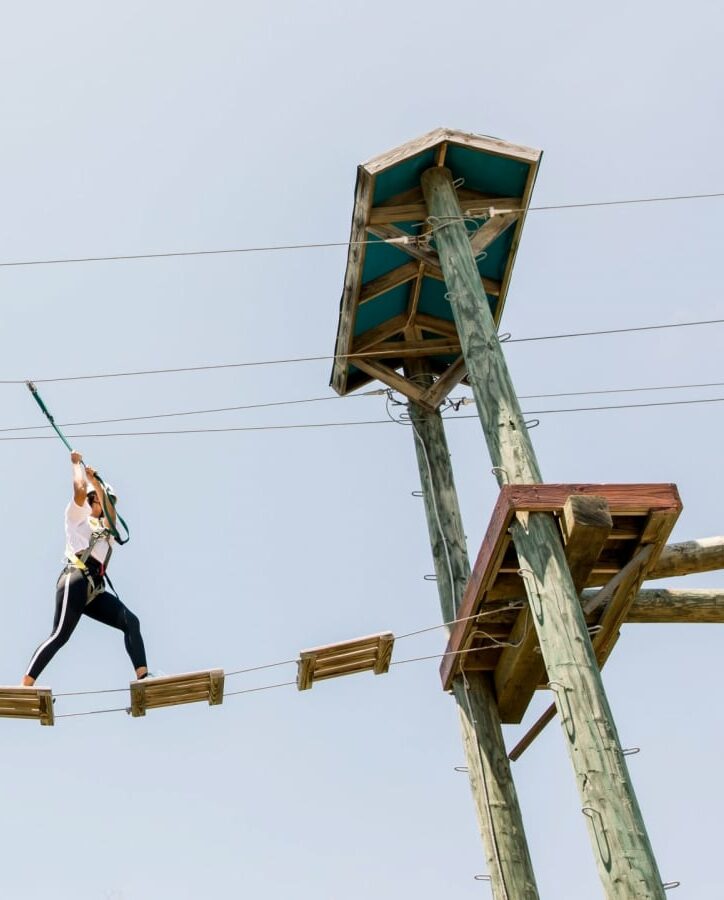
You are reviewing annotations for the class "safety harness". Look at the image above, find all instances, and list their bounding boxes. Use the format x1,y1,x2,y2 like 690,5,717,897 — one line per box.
65,518,115,604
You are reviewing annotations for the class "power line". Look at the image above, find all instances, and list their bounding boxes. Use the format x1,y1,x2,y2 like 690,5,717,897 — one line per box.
1,395,723,443
1,316,721,386
1,191,722,270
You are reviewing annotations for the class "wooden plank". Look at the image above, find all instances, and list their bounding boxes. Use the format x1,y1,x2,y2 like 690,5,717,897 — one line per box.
129,670,224,717
418,355,468,409
495,496,613,724
363,128,540,175
374,634,394,674
0,686,54,725
296,633,394,690
359,261,420,304
468,212,519,258
331,168,375,396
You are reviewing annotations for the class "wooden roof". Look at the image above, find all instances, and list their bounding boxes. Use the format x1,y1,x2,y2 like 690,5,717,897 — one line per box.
330,128,542,407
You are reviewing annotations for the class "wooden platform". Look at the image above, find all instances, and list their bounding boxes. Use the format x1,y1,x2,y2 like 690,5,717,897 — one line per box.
0,686,54,726
129,670,225,717
440,484,682,721
297,632,395,690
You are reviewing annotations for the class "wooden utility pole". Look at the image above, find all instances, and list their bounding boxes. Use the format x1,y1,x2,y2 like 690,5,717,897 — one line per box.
421,166,667,898
408,399,539,899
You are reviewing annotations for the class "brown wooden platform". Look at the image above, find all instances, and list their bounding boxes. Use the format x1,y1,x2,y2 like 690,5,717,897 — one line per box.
297,632,395,690
0,686,54,726
130,669,224,717
440,484,682,721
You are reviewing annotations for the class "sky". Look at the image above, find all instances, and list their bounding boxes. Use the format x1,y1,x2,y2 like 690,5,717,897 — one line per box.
0,1,722,898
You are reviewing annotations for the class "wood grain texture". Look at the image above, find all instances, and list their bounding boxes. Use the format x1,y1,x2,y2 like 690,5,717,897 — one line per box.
407,400,539,900
129,670,224,718
423,166,666,898
331,169,375,396
359,261,420,304
495,496,613,724
0,685,54,726
296,633,394,690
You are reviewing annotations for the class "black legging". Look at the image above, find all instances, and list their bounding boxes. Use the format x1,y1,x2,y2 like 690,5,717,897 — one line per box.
25,567,147,680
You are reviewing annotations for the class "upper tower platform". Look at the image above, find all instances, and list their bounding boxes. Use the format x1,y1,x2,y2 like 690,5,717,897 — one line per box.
330,128,541,409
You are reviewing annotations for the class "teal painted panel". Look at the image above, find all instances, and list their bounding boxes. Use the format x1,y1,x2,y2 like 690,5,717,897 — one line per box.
476,225,515,281
445,144,530,197
360,236,410,283
353,284,408,336
372,149,436,204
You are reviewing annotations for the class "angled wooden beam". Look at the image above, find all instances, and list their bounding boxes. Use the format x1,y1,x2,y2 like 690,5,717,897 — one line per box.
418,355,468,409
359,261,420,304
347,357,431,407
366,224,444,277
494,496,613,724
350,314,408,354
469,212,520,258
413,312,459,339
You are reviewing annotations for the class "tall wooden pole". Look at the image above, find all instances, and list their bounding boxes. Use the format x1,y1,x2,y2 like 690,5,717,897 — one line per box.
421,166,667,899
408,400,539,900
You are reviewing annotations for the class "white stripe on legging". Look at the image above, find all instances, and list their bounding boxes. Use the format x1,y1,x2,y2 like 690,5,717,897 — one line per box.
25,571,73,676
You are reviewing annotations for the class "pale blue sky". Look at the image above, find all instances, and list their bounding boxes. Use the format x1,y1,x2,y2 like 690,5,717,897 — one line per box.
1,2,722,898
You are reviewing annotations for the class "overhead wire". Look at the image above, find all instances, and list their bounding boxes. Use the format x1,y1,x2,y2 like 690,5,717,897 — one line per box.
0,191,722,270
0,377,721,436
0,315,721,386
1,395,723,443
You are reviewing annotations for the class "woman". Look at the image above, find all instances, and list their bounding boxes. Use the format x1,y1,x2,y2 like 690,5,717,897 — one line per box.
22,450,149,685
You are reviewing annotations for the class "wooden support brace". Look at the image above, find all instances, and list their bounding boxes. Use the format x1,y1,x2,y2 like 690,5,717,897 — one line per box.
418,356,468,409
494,496,613,723
468,212,519,258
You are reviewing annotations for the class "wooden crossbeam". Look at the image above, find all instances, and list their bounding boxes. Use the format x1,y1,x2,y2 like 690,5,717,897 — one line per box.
469,212,519,258
0,686,54,726
418,355,468,409
368,187,522,225
346,357,431,407
353,339,461,361
495,496,613,723
359,261,420,304
297,632,394,690
130,669,224,717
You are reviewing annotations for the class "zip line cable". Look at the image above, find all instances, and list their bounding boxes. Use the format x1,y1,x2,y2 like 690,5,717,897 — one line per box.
0,378,721,435
1,395,723,443
0,191,722,270
0,316,722,386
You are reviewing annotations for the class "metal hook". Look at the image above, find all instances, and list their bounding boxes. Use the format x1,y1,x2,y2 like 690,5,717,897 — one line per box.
444,291,457,303
473,874,492,882
452,176,465,189
424,574,438,582
491,466,510,484
497,332,512,343
622,747,641,757
454,766,469,773
411,490,424,498
663,882,681,891
524,418,540,429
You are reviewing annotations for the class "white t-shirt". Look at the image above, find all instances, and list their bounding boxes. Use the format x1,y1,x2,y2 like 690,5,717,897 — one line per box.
65,500,113,565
